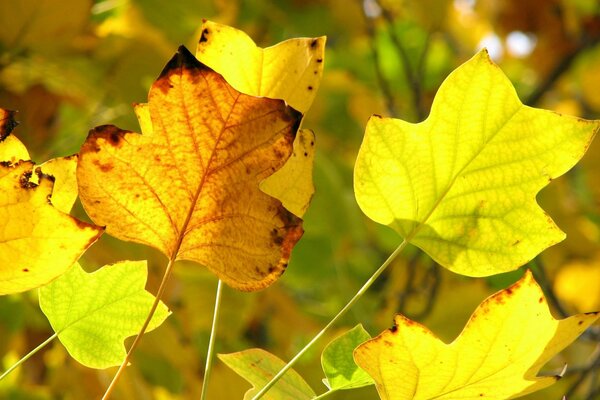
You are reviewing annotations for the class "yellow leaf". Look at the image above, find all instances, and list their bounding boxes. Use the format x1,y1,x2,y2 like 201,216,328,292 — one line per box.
77,46,304,291
354,50,599,276
38,156,78,213
0,161,103,295
195,20,324,217
0,109,29,163
195,20,325,114
259,130,315,217
354,270,600,400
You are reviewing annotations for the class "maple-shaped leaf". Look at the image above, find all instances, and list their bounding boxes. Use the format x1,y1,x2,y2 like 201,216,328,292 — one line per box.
219,349,316,400
39,261,170,369
0,109,102,295
353,270,600,400
354,50,599,276
77,46,303,291
196,20,324,217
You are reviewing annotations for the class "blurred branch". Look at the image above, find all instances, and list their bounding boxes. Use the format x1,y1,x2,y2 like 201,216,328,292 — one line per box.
378,2,427,120
529,258,570,318
397,251,441,321
564,345,600,399
525,33,600,107
360,0,398,117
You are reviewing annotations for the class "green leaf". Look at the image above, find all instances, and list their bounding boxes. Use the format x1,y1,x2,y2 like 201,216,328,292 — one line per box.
218,348,315,400
321,324,373,391
354,49,599,277
38,261,170,369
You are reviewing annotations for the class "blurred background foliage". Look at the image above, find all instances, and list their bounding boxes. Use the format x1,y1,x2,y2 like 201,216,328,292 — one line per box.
0,0,599,399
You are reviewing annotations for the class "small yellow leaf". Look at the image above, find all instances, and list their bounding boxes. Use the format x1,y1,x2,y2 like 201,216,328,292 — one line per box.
554,257,600,312
259,130,315,217
196,20,325,114
77,46,304,291
354,270,600,400
354,50,599,276
0,162,103,294
38,155,78,213
0,109,29,163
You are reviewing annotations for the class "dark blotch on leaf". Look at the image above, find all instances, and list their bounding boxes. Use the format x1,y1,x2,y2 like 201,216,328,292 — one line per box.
0,109,18,141
19,171,37,189
310,39,318,48
316,58,323,63
199,28,209,43
22,268,29,272
307,85,313,91
157,46,209,84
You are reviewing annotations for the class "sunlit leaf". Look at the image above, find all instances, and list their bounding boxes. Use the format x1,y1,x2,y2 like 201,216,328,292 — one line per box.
259,129,315,217
195,20,325,114
554,256,600,312
0,108,29,163
0,109,102,295
354,270,600,400
321,324,374,391
77,46,304,291
39,261,170,369
354,49,599,276
218,348,316,400
195,20,324,218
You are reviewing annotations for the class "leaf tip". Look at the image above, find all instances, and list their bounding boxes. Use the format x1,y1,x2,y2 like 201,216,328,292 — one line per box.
158,45,206,81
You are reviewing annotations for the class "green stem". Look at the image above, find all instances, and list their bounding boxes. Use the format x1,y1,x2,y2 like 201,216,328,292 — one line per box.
312,389,339,400
200,279,224,400
250,239,408,400
0,333,57,381
101,257,176,400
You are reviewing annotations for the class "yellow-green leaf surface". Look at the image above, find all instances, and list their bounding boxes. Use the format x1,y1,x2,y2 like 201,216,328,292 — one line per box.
39,261,170,369
196,20,325,114
196,20,324,217
77,46,303,291
0,109,102,295
354,50,599,276
354,270,600,400
219,348,316,400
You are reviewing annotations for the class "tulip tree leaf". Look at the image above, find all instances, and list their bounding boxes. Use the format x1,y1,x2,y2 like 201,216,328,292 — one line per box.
321,324,374,391
0,108,102,295
219,348,316,400
354,50,599,276
77,46,304,291
39,261,170,369
354,270,600,400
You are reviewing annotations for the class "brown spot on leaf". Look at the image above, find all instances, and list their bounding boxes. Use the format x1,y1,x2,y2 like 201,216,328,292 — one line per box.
512,239,520,246
307,85,313,91
0,109,18,141
22,268,29,272
19,171,37,189
538,297,544,303
199,28,209,43
316,58,323,63
578,320,584,325
310,39,318,48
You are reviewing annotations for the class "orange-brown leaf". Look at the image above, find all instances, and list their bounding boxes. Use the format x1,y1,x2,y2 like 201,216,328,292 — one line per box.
77,46,304,291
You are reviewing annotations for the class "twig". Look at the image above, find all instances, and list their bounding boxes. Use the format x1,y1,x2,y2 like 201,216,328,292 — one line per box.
529,258,570,318
200,279,224,400
564,346,600,398
360,0,398,117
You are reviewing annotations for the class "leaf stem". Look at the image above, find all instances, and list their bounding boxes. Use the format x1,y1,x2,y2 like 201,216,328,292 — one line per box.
200,279,224,400
312,389,338,400
250,239,408,400
101,257,176,400
0,332,57,381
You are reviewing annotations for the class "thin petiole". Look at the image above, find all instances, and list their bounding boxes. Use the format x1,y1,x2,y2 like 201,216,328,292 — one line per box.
0,332,58,381
200,279,224,400
250,239,408,400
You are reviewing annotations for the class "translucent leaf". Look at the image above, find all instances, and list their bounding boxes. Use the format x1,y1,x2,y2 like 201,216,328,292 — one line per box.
77,46,303,291
219,348,315,400
39,261,170,369
354,50,599,276
354,271,600,400
321,324,374,391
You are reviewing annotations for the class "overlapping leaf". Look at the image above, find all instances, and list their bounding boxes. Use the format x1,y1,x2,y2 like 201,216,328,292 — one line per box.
39,261,170,369
219,349,316,400
0,108,102,295
196,20,325,217
354,271,600,400
354,50,599,276
77,46,304,291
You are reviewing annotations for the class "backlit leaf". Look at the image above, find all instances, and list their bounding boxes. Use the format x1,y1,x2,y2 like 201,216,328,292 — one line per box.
321,324,374,391
218,348,316,400
354,49,599,276
196,20,324,217
39,261,170,369
195,20,325,114
77,46,304,291
0,109,102,295
354,270,600,400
